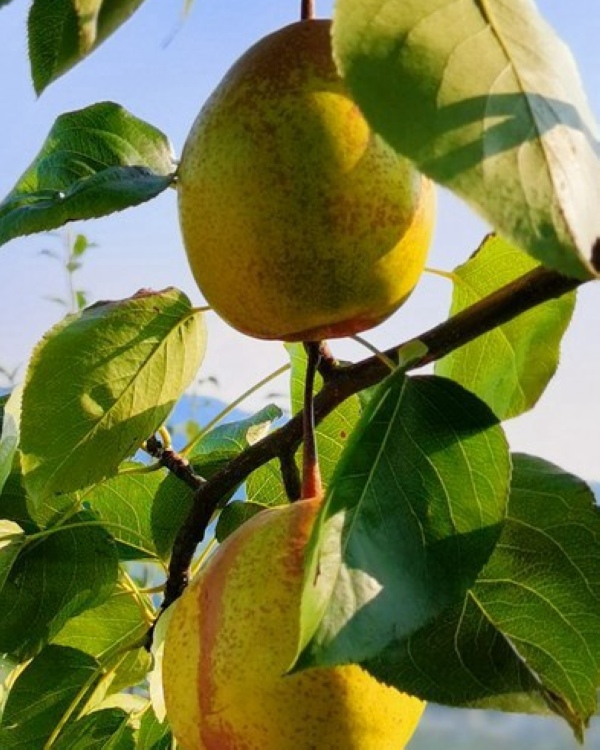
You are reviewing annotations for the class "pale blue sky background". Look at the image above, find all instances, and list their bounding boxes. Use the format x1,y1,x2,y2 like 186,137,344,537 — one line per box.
1,0,599,488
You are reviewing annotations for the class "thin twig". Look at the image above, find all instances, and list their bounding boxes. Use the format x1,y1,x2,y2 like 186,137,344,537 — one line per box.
280,450,302,501
144,435,205,490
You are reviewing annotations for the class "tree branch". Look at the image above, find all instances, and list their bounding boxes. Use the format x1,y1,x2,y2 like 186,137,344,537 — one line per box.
156,264,583,622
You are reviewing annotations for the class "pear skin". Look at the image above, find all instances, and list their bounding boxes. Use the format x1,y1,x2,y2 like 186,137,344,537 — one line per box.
163,497,425,749
177,20,435,341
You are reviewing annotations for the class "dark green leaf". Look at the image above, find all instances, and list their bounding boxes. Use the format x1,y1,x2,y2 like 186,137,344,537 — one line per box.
76,291,88,310
0,645,102,748
215,500,268,543
436,235,576,419
0,102,174,247
20,288,206,502
333,0,600,279
53,708,134,749
299,373,510,668
369,454,600,740
0,465,38,534
0,513,118,658
28,0,147,94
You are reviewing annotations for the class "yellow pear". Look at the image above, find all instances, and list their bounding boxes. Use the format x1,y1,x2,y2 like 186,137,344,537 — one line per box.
162,496,425,749
177,19,435,341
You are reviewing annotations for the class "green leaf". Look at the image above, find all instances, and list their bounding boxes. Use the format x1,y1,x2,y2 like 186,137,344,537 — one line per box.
90,692,147,716
0,655,18,724
215,500,268,543
435,235,576,419
0,521,25,592
82,465,195,562
28,0,147,94
191,405,283,509
52,584,149,660
0,645,103,748
136,707,171,750
0,102,174,247
73,233,93,257
24,486,80,531
0,387,21,495
333,0,600,279
0,514,118,658
369,454,600,740
110,648,152,695
245,458,289,507
20,288,206,502
299,373,510,669
190,404,282,463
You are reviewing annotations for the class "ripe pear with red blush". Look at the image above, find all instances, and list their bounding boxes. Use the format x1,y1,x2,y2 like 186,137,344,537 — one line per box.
162,495,425,749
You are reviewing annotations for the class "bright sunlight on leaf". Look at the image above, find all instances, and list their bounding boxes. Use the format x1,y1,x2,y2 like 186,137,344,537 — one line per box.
333,0,600,279
20,288,206,502
28,0,147,94
436,235,576,419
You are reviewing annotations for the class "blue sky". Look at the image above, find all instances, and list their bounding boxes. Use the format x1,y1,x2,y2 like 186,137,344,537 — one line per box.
1,0,599,482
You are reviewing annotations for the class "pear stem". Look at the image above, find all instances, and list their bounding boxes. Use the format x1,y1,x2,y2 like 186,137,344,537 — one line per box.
301,0,315,21
302,341,323,499
280,450,302,501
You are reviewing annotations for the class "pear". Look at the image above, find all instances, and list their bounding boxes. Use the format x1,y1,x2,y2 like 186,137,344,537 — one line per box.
162,496,425,749
177,19,435,341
